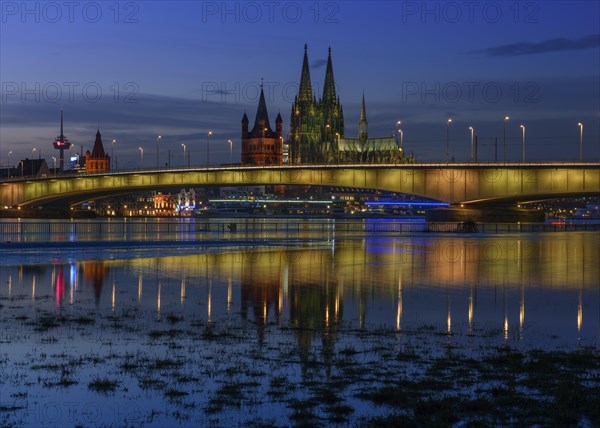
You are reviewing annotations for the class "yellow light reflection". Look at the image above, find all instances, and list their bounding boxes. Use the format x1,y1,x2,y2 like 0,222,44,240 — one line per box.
263,301,267,322
8,274,12,299
227,277,232,313
180,276,186,306
32,276,36,301
207,281,212,321
468,290,473,334
577,290,582,334
157,283,161,317
138,273,143,302
504,316,509,340
396,273,403,331
111,281,116,313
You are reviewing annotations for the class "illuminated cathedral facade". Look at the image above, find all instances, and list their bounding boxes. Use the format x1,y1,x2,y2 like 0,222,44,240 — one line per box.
289,45,409,164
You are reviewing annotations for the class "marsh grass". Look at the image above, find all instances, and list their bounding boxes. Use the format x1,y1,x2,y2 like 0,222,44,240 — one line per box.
3,300,599,427
87,376,118,393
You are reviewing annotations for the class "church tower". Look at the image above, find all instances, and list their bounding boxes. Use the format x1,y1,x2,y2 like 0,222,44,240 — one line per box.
320,47,344,162
241,82,282,165
289,44,321,164
85,129,110,174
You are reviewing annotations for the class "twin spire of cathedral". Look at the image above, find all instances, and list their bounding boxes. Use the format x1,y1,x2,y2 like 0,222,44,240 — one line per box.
298,45,339,106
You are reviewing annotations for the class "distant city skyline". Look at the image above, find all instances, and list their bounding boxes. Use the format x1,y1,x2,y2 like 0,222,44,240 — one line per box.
1,1,599,167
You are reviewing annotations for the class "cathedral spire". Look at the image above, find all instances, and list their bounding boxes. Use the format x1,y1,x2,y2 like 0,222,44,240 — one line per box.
298,43,313,103
360,90,367,121
359,91,368,141
322,47,337,104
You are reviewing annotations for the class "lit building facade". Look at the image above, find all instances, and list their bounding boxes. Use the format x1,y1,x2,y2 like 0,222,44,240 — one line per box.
289,45,409,164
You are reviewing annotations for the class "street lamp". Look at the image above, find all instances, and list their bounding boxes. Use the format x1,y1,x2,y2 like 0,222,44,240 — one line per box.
520,124,525,162
31,148,36,176
139,147,144,168
503,116,509,162
52,157,56,176
227,140,232,163
578,122,583,161
8,150,12,168
111,139,116,170
446,119,452,162
181,144,187,167
156,134,161,169
206,131,212,166
399,129,404,152
468,126,474,162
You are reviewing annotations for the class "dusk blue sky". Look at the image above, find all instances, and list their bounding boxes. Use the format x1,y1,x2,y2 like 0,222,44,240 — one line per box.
1,1,599,167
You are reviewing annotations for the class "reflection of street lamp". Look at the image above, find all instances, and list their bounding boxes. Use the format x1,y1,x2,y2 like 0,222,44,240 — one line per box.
469,126,474,162
206,131,212,166
520,124,526,162
503,116,509,162
227,139,232,163
139,147,144,167
578,122,583,161
445,119,452,162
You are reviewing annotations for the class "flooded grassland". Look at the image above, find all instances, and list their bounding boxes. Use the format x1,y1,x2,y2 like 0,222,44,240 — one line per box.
1,228,599,426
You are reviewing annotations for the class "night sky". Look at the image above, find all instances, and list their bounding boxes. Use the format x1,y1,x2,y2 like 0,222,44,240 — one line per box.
1,1,599,167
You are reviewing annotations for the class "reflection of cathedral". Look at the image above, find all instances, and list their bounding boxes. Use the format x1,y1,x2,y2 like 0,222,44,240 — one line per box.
289,45,409,164
84,261,109,304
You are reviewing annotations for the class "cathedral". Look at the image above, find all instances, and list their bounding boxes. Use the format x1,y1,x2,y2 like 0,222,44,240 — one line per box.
289,45,409,164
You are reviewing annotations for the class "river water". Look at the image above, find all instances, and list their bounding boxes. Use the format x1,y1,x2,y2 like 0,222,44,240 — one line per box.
1,218,598,426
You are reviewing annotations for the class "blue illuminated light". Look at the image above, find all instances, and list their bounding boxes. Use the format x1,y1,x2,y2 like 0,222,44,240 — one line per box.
365,201,449,207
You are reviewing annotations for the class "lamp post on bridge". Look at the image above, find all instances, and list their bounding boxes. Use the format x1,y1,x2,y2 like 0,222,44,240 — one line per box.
468,126,474,162
181,144,187,167
445,118,452,163
520,124,526,162
578,122,583,161
227,140,233,163
206,131,212,166
156,134,161,170
111,139,116,171
139,147,144,168
503,116,509,162
31,148,36,176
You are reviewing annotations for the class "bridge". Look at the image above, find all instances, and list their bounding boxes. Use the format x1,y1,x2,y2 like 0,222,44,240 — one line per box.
1,163,599,209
